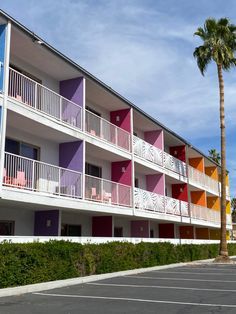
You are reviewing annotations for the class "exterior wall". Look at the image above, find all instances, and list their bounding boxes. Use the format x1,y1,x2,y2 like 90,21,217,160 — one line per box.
10,55,59,93
179,226,194,239
165,182,172,197
131,220,149,238
144,130,163,150
110,109,131,133
169,145,186,162
0,207,34,235
86,101,110,121
172,183,188,201
196,228,209,239
205,166,218,180
191,190,207,206
0,24,6,92
159,223,175,238
189,157,204,172
133,128,144,139
34,210,60,236
61,212,91,236
6,126,59,165
86,155,111,180
92,216,113,237
146,173,165,195
150,221,159,238
135,173,146,190
111,160,132,186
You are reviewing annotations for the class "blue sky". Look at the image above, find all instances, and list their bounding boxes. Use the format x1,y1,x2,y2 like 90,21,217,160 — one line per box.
1,0,236,195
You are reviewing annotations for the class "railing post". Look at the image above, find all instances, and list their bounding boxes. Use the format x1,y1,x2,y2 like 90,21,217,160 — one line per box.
34,83,37,109
59,97,62,121
32,160,35,191
58,168,61,196
115,127,118,147
101,178,103,203
117,183,119,206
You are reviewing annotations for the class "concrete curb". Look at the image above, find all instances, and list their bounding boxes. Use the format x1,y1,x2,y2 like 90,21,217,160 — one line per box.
1,256,235,298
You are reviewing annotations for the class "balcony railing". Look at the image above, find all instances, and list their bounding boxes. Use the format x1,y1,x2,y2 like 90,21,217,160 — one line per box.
85,110,131,152
3,152,82,198
188,166,220,195
8,68,83,130
190,204,220,224
133,136,163,166
85,174,132,207
163,152,187,177
134,188,189,217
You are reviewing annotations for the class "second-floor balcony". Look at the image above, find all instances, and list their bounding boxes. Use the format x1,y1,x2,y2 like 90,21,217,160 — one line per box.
133,136,187,177
85,110,131,152
8,68,83,130
85,174,132,207
3,152,82,199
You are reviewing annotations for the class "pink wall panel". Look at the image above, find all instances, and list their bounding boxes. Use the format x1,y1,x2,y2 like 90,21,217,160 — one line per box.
144,130,163,150
131,220,149,238
146,174,165,195
110,109,131,133
92,216,113,237
111,160,132,186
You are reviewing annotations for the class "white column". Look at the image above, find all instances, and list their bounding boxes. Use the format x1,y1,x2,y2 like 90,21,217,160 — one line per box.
0,21,11,195
130,107,135,215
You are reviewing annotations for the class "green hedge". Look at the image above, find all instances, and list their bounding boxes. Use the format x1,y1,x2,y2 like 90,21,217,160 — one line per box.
0,241,236,288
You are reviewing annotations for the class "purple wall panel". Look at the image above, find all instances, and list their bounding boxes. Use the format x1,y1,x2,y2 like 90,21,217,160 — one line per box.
144,130,163,150
60,77,83,107
146,173,165,195
131,220,149,238
34,210,59,236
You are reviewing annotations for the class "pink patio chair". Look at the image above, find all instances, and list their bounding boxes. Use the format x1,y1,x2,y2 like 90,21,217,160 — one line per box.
12,171,27,188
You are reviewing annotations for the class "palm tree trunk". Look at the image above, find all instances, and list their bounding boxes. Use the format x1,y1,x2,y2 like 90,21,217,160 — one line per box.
217,63,228,257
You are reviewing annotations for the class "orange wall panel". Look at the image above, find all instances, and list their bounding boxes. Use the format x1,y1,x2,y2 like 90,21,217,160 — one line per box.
196,228,209,239
191,191,206,206
189,157,204,172
205,167,218,180
207,197,220,211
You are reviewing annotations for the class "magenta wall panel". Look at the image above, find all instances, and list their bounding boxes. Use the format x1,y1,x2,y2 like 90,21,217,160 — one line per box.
110,109,131,133
34,210,60,236
92,216,113,237
111,160,132,186
169,145,186,162
144,130,163,150
146,173,165,195
172,183,188,202
131,220,149,238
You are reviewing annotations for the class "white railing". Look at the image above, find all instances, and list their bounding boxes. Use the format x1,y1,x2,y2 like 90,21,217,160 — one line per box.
85,174,132,207
134,188,189,217
3,152,82,198
134,187,165,213
85,110,131,152
190,204,221,224
163,152,187,177
133,136,163,166
8,68,83,130
188,165,220,195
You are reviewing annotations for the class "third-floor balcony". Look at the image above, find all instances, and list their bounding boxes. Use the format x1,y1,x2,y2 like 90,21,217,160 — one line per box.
85,110,131,152
133,136,187,177
8,68,83,130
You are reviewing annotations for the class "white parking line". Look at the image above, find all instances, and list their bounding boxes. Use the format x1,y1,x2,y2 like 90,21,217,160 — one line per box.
129,275,236,283
87,282,236,292
183,266,236,271
34,292,236,308
151,271,236,276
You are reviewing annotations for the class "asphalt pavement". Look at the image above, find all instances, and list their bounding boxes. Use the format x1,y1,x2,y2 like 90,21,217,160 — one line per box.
1,263,236,313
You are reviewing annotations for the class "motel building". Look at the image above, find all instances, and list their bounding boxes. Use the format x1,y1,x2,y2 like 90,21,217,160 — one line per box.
0,10,232,241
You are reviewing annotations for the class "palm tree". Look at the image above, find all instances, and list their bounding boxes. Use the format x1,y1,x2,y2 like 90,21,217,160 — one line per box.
208,148,221,165
194,18,236,261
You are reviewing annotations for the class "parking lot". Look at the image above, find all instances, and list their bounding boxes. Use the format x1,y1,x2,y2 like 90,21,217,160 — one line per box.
1,263,236,313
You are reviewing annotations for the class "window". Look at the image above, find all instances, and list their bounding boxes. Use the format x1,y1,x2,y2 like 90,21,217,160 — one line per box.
150,229,154,238
5,138,39,160
85,162,102,178
0,221,15,235
86,106,101,117
10,64,42,84
114,227,123,237
61,224,81,236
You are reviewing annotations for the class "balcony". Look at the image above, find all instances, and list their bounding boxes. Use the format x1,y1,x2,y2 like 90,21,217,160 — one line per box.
85,174,132,207
3,152,82,198
133,136,187,177
190,203,220,225
134,187,189,217
8,68,83,130
188,166,219,195
85,110,131,152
